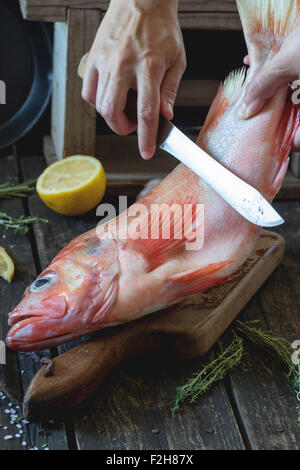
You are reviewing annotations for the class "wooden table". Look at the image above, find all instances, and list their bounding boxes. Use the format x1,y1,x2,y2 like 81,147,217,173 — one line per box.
0,143,299,450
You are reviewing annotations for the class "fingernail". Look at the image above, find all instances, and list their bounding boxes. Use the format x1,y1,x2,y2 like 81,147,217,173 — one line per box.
167,103,174,119
237,102,252,120
141,150,153,160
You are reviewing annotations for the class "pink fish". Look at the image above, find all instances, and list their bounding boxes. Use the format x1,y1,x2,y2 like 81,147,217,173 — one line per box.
6,0,300,351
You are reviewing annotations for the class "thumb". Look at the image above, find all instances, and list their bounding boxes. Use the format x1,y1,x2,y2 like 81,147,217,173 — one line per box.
238,54,296,120
160,56,186,120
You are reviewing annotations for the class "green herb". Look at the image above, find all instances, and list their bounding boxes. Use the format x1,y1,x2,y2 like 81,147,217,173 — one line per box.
0,211,49,234
172,337,243,413
0,179,37,199
237,321,300,427
236,321,294,369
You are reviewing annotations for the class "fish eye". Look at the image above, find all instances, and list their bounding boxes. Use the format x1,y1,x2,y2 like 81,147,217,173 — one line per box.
30,275,54,293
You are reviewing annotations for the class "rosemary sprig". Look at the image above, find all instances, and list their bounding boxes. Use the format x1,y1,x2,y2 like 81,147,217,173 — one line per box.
237,321,300,427
172,337,243,413
0,211,49,233
0,179,37,199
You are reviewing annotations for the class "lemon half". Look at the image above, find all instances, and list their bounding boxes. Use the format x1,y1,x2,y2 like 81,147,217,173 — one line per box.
0,247,15,282
36,155,106,216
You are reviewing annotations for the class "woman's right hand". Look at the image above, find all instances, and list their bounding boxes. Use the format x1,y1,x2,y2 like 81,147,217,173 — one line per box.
81,0,186,160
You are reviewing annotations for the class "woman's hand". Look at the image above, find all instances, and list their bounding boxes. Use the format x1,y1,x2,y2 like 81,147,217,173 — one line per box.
81,0,186,159
238,27,300,151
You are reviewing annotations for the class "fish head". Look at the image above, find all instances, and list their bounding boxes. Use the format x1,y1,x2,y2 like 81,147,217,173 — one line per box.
6,236,119,351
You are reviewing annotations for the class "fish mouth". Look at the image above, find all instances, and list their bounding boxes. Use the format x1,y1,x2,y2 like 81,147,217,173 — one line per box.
8,309,46,327
6,296,71,351
8,294,68,328
6,314,83,351
6,324,82,351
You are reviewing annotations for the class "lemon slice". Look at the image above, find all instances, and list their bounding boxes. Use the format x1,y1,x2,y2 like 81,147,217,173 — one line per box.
36,155,106,216
0,247,15,282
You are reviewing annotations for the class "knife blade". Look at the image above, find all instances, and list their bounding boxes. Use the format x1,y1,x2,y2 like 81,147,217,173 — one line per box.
77,55,283,227
157,117,284,227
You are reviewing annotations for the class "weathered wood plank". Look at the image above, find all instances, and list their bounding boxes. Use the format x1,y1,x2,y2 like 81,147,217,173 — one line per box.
20,0,238,15
44,135,300,198
21,154,245,450
51,9,101,158
0,151,69,450
219,200,300,450
20,0,241,30
179,12,241,30
73,353,245,450
177,80,219,107
19,1,66,22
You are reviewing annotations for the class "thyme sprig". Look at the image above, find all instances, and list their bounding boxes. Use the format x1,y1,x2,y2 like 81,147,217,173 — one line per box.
0,211,49,233
173,320,300,427
237,321,300,427
0,179,37,199
172,337,243,413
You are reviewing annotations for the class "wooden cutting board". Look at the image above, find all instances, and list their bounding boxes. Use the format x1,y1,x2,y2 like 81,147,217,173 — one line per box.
23,230,284,420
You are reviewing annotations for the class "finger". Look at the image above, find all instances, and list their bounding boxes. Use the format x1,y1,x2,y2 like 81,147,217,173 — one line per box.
100,77,137,135
78,51,89,79
81,65,98,106
238,54,298,120
293,127,300,152
137,65,162,160
95,71,110,114
160,55,186,120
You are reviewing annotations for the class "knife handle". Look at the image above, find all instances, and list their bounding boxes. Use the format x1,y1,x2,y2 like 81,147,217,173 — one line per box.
23,323,160,420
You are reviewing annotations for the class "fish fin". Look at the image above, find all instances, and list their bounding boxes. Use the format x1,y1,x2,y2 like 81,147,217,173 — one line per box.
237,0,300,61
222,69,247,104
124,200,203,271
198,69,246,139
90,277,118,325
272,95,300,194
168,261,233,299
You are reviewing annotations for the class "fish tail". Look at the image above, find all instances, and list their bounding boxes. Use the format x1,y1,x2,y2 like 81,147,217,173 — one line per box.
237,0,300,63
237,0,300,196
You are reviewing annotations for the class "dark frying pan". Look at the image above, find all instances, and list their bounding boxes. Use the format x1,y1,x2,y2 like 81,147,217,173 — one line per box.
0,0,52,150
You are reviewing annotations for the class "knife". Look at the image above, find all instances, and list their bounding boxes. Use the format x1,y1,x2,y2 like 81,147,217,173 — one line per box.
78,53,283,227
157,117,284,227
